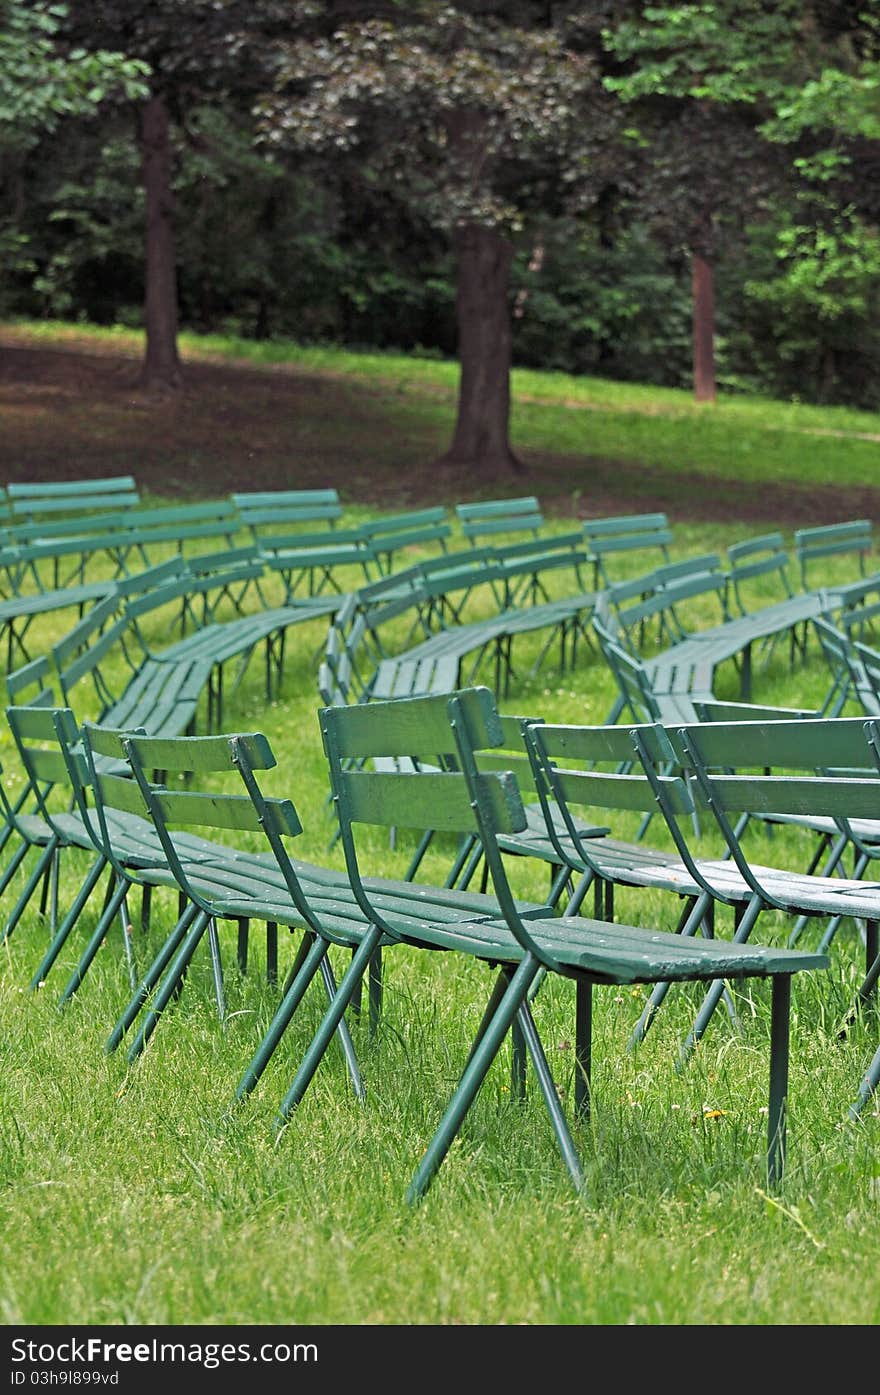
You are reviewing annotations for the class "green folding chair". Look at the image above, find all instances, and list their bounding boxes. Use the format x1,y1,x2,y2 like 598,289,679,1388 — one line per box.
277,689,825,1201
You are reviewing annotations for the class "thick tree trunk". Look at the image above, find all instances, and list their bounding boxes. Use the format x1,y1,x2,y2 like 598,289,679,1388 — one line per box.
692,250,716,403
438,222,521,473
139,93,181,390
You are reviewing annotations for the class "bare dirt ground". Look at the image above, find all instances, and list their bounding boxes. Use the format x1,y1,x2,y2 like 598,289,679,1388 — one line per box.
2,338,878,527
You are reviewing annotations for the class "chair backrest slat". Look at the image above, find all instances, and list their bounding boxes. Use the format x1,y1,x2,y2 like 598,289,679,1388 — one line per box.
795,518,873,589
122,730,276,775
455,496,544,546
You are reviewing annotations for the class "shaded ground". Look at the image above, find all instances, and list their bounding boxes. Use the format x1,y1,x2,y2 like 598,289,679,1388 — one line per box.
2,339,878,527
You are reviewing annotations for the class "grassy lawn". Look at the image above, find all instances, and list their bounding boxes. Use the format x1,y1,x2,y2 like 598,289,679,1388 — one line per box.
3,320,880,521
0,325,878,1329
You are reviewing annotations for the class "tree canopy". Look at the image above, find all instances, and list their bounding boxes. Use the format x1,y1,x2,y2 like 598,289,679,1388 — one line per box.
0,0,148,148
2,0,880,441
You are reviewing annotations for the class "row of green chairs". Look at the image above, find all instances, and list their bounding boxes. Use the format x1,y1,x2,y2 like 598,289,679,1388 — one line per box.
12,685,880,1204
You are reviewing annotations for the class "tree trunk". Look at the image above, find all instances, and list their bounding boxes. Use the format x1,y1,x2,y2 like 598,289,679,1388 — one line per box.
692,250,716,403
438,221,521,474
139,93,181,390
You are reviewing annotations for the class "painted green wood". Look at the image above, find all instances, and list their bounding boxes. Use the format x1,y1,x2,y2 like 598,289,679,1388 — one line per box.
322,683,500,761
113,556,189,598
7,476,136,500
57,616,132,698
407,689,826,1197
357,506,451,572
0,705,126,978
340,766,524,836
232,488,343,536
582,511,671,540
693,772,880,819
148,787,300,837
5,654,55,706
94,771,151,818
726,532,795,612
116,730,275,775
455,496,544,544
672,713,873,771
6,477,140,520
112,726,368,1077
2,515,122,547
795,519,873,589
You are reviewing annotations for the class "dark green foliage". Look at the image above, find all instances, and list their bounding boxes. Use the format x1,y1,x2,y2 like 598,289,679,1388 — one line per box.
2,0,879,410
511,219,693,387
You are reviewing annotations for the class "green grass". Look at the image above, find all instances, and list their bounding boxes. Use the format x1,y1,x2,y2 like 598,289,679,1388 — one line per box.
1,327,879,1327
5,319,880,505
1,521,879,1328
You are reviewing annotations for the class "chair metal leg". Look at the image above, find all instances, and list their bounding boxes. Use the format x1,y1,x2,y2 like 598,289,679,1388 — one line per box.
57,873,132,1005
274,927,384,1125
406,953,543,1206
848,1038,880,1121
0,838,31,902
236,934,348,1103
628,891,712,1048
265,921,278,986
677,895,765,1069
767,975,791,1188
574,978,592,1121
367,945,382,1038
461,970,510,1073
511,1009,527,1100
236,917,249,973
839,941,880,1039
117,888,137,990
124,909,211,1060
105,901,200,1053
2,837,59,942
317,952,365,1100
28,855,108,990
562,867,595,918
207,917,225,1023
516,997,585,1189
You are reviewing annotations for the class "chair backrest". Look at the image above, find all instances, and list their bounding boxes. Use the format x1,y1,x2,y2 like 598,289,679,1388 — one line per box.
521,716,694,876
321,590,372,692
74,722,163,880
353,570,433,665
794,519,873,591
812,615,864,716
94,727,313,929
318,623,355,709
257,529,376,600
592,613,662,724
850,637,880,716
726,531,795,614
6,476,140,523
652,552,730,625
4,704,85,837
231,488,343,539
5,654,58,708
125,551,266,632
487,532,589,607
415,547,504,624
0,537,83,595
356,507,451,575
582,512,673,586
601,552,729,650
52,592,133,713
649,715,880,905
455,496,544,547
105,498,243,563
50,558,190,712
319,688,554,952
